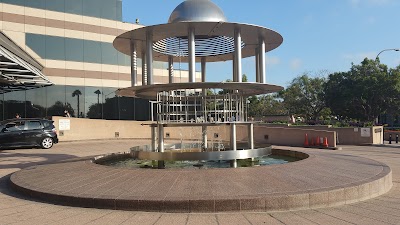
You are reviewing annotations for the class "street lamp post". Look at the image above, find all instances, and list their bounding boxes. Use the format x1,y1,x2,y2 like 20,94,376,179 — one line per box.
375,48,400,144
376,48,400,61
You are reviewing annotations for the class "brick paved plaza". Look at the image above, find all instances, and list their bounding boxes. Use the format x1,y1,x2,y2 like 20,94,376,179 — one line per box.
1,140,400,224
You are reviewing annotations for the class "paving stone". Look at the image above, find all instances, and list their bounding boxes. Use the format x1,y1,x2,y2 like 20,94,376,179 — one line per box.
293,210,353,225
52,209,113,225
316,207,388,225
242,213,284,225
154,214,188,225
120,213,162,225
270,212,318,225
84,211,135,225
1,141,400,223
216,214,251,225
186,214,218,225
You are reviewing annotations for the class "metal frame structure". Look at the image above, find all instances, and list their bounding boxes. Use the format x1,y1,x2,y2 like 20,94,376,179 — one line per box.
115,0,284,168
0,32,52,93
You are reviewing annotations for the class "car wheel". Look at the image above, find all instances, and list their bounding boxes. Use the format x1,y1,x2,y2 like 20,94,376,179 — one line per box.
41,137,53,149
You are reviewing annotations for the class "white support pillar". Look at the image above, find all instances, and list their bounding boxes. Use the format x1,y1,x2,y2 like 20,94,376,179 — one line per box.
158,124,164,153
188,27,195,83
141,51,146,86
201,57,207,148
230,123,237,168
157,124,165,169
201,56,207,120
248,123,254,149
234,28,242,83
130,41,137,86
151,126,157,151
168,56,174,83
202,126,207,151
146,31,153,85
232,54,236,82
255,47,260,83
259,37,266,84
201,57,206,82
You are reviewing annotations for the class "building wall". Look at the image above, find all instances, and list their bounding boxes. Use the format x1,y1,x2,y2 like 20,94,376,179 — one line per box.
259,124,383,145
0,1,201,121
52,117,338,148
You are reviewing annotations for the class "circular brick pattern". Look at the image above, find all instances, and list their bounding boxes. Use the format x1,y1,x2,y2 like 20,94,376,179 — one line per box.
9,148,392,213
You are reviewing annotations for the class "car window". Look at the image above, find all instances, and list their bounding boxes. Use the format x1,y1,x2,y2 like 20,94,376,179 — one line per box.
4,121,25,132
26,121,43,130
42,120,52,128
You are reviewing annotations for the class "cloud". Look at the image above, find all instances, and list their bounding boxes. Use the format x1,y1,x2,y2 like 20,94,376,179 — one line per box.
394,58,400,66
343,52,376,62
266,56,280,66
368,0,391,5
367,16,376,25
349,0,392,7
290,58,302,70
303,14,314,25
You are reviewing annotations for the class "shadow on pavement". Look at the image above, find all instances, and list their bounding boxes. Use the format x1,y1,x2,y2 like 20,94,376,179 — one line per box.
0,152,79,170
375,144,400,149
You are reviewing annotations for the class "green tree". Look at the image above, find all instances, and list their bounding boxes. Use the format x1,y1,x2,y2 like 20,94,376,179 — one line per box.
72,89,82,117
47,101,74,117
279,73,330,121
218,78,233,95
242,74,248,82
248,94,286,117
325,58,400,123
87,103,102,119
94,89,101,104
217,74,247,94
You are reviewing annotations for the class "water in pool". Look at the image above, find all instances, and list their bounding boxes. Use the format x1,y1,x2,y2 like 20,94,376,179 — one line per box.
99,155,298,169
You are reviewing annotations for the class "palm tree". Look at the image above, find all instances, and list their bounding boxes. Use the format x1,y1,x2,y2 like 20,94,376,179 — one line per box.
72,90,82,117
94,89,101,105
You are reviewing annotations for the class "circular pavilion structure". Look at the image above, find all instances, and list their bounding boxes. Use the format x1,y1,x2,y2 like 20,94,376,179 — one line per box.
8,0,393,213
114,0,284,168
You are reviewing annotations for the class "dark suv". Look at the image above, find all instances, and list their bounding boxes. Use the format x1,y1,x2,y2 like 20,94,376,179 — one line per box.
0,118,58,149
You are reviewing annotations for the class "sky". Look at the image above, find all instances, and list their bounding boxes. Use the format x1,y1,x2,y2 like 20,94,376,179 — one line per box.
122,0,400,87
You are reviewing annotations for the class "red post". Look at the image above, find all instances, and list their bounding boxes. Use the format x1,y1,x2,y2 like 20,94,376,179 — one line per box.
304,133,309,147
322,137,329,148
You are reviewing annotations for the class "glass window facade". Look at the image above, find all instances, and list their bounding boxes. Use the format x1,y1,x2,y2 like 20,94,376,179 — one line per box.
65,0,83,15
0,85,150,121
46,0,64,12
46,35,65,61
26,33,168,69
0,0,123,21
65,38,84,62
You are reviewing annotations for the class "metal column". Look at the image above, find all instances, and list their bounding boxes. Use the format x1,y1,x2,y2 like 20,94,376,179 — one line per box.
255,47,260,83
151,126,157,151
259,37,266,84
130,41,137,86
168,56,174,83
234,28,242,83
232,54,236,82
248,123,254,149
188,27,195,83
202,126,207,151
230,123,237,168
157,124,165,168
141,51,146,86
201,57,206,82
146,31,153,85
201,57,207,150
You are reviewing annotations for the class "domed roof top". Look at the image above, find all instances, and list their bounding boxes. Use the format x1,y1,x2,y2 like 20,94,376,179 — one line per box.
168,0,227,23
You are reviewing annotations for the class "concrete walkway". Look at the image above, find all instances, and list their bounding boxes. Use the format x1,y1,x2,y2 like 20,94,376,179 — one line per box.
1,140,400,224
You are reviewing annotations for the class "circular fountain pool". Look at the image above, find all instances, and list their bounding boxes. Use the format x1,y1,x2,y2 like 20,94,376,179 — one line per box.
94,144,306,170
97,154,299,169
